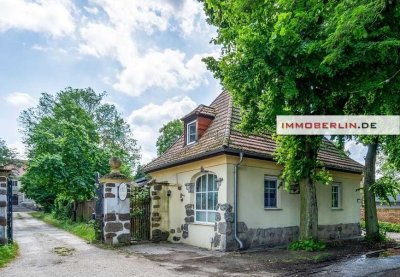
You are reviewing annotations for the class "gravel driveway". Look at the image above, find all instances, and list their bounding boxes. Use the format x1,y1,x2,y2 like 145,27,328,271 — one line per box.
0,212,174,277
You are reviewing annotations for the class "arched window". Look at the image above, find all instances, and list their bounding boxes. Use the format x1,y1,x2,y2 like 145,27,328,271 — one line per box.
195,173,218,223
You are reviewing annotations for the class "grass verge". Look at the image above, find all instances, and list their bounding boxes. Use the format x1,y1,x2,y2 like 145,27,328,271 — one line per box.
0,243,18,268
361,220,400,233
30,212,95,243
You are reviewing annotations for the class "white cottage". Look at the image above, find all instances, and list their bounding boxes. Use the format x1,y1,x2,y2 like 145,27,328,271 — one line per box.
143,91,363,251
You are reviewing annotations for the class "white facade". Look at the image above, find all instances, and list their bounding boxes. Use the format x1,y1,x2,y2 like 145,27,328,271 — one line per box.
149,155,363,250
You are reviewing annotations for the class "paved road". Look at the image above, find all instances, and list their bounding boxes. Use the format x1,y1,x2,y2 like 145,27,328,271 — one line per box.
1,212,175,277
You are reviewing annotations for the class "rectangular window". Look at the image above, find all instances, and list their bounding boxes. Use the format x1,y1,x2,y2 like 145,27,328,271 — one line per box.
195,174,218,223
331,183,341,209
186,120,197,145
264,177,278,208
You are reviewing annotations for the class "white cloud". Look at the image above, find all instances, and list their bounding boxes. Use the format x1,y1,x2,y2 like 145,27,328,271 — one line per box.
0,0,75,37
78,0,213,96
4,92,37,108
345,140,367,165
127,96,197,163
83,6,98,15
31,44,68,54
113,49,212,96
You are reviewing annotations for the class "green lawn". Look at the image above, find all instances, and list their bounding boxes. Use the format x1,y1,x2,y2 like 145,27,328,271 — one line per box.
0,243,18,268
30,212,95,243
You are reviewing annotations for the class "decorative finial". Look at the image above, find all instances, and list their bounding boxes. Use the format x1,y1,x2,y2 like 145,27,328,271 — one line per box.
109,157,122,173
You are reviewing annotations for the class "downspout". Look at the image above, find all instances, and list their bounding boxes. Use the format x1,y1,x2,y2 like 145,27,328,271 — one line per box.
234,152,244,250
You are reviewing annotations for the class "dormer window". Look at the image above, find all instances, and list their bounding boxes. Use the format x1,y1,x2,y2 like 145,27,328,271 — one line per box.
187,120,197,145
181,104,215,146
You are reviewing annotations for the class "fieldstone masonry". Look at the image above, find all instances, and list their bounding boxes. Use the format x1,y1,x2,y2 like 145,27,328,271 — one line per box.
99,157,131,246
318,223,361,240
213,201,362,251
0,177,7,245
151,182,170,242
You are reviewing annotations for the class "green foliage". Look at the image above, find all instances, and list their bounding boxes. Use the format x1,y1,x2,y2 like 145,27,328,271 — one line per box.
20,87,140,212
52,196,74,220
361,220,400,233
156,119,183,156
371,176,400,205
379,222,400,233
0,243,18,268
274,136,332,190
370,154,400,205
130,188,150,217
0,138,17,167
134,164,148,180
200,0,400,240
288,239,326,252
365,229,388,244
30,212,95,242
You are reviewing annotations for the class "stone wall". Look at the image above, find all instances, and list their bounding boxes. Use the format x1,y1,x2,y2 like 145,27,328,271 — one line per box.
212,201,359,251
360,207,400,224
0,177,7,244
317,223,361,240
151,183,169,242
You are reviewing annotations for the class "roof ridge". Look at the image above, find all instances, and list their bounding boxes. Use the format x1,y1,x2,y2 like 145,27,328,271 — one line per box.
222,92,233,147
209,90,228,107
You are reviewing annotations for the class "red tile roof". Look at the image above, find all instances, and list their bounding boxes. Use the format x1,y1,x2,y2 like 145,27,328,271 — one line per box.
181,104,216,120
143,91,364,174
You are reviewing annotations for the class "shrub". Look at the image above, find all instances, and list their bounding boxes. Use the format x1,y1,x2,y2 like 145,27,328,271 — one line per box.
361,220,400,234
365,229,388,244
288,239,326,252
379,222,400,233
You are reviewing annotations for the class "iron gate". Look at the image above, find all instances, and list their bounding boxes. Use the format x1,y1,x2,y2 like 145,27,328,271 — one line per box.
130,186,151,241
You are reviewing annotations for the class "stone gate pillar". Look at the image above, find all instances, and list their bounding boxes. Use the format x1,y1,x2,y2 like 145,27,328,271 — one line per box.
99,157,131,245
0,176,7,245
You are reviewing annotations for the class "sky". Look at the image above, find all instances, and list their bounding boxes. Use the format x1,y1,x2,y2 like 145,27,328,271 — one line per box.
0,0,367,166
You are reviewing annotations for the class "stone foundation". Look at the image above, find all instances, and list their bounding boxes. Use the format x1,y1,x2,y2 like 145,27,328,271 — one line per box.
317,223,361,240
214,206,360,251
221,222,299,251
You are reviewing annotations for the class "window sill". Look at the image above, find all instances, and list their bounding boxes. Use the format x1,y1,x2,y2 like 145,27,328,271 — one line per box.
264,208,282,211
192,222,215,226
331,208,343,211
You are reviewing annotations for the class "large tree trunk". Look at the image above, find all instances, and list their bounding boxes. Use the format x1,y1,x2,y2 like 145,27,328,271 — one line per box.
299,141,319,240
364,140,379,240
300,178,318,239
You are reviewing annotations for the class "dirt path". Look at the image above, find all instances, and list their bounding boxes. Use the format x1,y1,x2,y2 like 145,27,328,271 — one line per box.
0,212,175,277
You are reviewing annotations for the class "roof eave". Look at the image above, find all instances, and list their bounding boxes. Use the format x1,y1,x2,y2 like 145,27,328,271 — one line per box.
143,148,363,175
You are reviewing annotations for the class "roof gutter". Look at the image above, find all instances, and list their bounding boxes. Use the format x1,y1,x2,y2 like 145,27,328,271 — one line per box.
233,152,244,250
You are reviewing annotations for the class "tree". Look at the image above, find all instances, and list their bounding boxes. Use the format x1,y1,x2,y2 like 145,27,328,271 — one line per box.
200,1,400,240
0,138,17,167
20,88,140,215
371,153,400,206
156,119,183,156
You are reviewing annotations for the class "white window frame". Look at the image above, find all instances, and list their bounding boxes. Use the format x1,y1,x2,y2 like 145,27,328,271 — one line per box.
331,183,341,209
194,173,218,224
264,176,280,209
186,120,197,145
